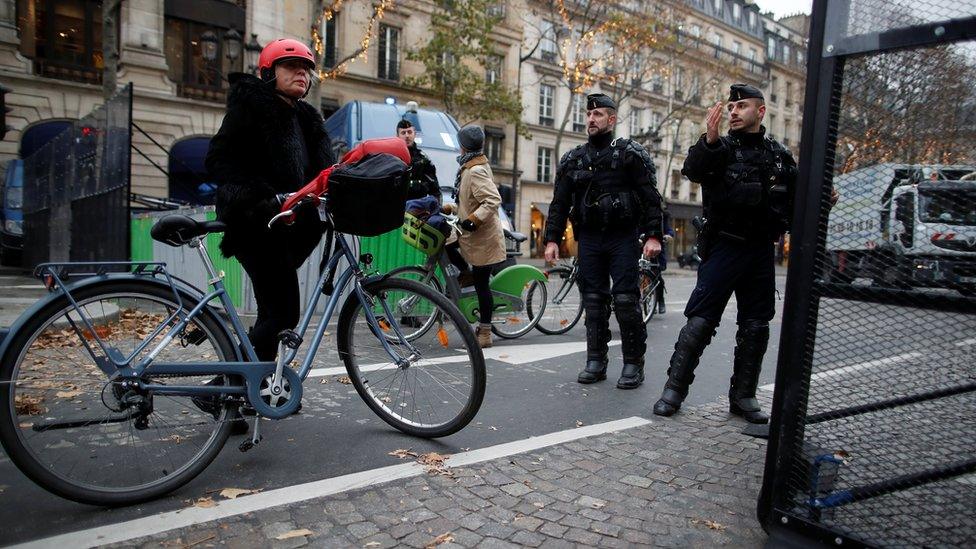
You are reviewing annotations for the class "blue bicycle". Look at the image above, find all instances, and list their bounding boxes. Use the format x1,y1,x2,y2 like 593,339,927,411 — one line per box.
0,200,485,506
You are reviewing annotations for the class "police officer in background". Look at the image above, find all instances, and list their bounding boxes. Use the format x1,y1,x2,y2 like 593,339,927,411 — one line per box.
397,119,440,201
651,84,797,424
544,93,664,389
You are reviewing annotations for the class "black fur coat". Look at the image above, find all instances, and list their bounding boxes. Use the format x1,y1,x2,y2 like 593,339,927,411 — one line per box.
206,73,334,263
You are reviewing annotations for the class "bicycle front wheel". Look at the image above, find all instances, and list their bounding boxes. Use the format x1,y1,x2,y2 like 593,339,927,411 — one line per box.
337,278,485,438
531,266,583,335
0,280,237,506
385,265,444,341
639,272,661,324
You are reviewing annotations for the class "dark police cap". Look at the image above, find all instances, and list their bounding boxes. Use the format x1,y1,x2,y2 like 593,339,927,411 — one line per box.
728,84,764,102
586,93,616,110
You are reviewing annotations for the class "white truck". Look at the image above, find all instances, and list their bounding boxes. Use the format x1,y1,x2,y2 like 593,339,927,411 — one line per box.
826,164,976,296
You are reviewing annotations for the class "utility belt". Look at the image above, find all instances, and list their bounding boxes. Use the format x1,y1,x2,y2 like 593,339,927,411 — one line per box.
577,189,639,229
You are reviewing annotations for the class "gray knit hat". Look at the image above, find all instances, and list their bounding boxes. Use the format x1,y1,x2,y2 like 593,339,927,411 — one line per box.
457,125,485,152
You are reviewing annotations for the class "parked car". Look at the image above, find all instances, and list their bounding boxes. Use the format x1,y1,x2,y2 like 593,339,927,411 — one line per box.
1,158,23,267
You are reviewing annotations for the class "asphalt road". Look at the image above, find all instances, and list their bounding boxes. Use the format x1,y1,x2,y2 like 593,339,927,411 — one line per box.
0,270,789,545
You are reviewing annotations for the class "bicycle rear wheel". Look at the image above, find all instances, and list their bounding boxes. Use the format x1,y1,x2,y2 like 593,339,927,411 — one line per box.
639,271,661,324
0,280,237,506
337,278,485,438
492,279,546,339
530,266,583,335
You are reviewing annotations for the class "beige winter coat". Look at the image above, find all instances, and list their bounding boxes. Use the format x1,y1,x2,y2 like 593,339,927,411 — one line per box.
453,156,507,267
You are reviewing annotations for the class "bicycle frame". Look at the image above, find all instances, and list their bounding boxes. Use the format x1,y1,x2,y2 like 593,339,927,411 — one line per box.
36,227,420,419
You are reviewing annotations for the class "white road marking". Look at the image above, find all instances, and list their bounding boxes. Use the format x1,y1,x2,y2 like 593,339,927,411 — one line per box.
759,351,924,392
15,417,652,549
306,339,623,378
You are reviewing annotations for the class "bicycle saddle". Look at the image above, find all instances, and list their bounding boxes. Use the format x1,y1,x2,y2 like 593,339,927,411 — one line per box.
503,229,528,243
150,214,227,247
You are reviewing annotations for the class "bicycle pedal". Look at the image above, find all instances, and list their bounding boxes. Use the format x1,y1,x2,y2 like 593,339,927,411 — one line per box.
277,330,303,350
238,439,255,452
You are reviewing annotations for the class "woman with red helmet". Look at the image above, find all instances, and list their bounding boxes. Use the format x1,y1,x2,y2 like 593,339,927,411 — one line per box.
204,38,333,431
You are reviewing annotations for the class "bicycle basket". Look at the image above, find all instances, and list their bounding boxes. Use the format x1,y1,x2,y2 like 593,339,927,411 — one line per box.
401,212,446,256
328,153,409,236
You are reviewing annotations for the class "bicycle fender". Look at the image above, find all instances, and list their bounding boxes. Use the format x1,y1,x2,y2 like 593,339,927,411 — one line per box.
0,275,242,368
489,264,547,297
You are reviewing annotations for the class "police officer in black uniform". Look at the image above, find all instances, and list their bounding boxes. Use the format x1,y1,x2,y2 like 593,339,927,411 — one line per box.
544,93,664,389
651,84,797,424
397,119,440,201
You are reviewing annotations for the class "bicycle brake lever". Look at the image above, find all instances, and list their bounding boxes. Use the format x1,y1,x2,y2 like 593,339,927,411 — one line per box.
268,209,295,228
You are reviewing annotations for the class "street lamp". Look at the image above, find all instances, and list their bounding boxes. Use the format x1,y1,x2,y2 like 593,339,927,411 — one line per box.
200,30,218,63
224,27,242,64
245,33,263,74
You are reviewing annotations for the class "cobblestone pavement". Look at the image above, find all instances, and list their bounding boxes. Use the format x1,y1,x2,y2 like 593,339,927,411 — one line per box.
107,399,770,549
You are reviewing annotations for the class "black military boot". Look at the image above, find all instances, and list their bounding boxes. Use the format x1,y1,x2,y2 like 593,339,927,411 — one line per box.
578,293,611,384
652,317,716,416
729,320,770,424
613,293,646,389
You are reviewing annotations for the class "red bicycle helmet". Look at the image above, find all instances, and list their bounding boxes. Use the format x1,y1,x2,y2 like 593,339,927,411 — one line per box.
258,38,316,74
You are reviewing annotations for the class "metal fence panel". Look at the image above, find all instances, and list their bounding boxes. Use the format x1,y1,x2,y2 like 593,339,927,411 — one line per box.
22,84,132,267
759,1,976,546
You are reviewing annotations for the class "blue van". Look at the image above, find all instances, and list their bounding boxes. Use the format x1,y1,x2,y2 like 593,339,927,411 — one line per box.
0,158,23,266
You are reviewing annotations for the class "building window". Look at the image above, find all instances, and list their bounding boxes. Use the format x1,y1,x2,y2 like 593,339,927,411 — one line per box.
690,182,700,201
670,169,681,199
321,13,337,69
782,43,791,64
797,50,805,66
629,108,642,136
378,24,399,80
673,67,684,100
539,84,554,126
540,20,558,62
486,2,506,18
732,3,741,22
651,111,662,132
770,76,778,103
689,73,701,103
690,24,702,39
652,73,664,94
485,54,503,84
164,18,243,102
711,34,722,59
767,36,776,60
712,0,723,14
786,81,794,106
748,10,756,29
485,129,504,166
732,41,741,57
537,146,553,183
26,0,107,84
571,93,585,132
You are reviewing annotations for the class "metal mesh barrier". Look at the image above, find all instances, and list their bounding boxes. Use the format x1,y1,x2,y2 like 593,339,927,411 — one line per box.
22,84,132,267
759,1,976,546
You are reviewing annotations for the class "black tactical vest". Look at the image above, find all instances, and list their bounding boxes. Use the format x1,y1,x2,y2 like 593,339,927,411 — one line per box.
564,139,640,230
707,136,791,239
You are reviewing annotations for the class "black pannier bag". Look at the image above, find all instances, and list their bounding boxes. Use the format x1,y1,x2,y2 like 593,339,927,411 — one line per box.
327,153,409,236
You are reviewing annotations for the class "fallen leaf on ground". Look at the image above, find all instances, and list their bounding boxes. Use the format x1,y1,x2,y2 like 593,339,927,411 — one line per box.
388,448,418,459
55,390,83,398
425,532,453,548
691,519,727,531
319,378,329,384
337,376,352,384
575,420,584,427
193,497,216,508
219,488,259,499
275,528,314,540
418,452,454,478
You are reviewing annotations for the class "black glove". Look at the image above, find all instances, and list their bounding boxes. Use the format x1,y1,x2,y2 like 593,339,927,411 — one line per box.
460,219,477,232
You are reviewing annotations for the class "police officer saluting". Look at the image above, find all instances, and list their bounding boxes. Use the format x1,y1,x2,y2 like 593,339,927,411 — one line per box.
651,84,797,424
544,93,664,389
397,119,440,201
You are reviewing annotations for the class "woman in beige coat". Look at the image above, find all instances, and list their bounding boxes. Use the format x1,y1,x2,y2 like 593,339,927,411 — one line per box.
443,125,507,348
